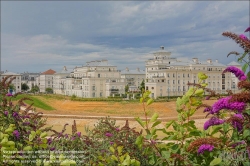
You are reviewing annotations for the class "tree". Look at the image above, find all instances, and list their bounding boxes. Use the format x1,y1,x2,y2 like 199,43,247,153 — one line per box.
125,84,129,94
139,79,145,93
31,85,39,93
45,87,53,94
8,84,16,93
21,83,29,91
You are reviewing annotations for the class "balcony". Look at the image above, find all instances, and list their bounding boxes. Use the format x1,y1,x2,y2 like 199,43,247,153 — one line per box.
152,76,165,78
109,89,119,91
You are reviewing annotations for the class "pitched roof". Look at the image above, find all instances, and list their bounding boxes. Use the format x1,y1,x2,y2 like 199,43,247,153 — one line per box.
41,69,56,75
227,61,241,66
1,71,20,76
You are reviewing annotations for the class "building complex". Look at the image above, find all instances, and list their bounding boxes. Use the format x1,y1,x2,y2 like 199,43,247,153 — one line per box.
0,46,242,98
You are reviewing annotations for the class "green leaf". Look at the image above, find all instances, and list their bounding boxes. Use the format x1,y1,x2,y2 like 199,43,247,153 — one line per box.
117,146,123,155
198,72,208,80
135,117,145,128
186,87,195,97
23,146,32,151
147,98,154,106
150,113,159,123
243,129,250,139
140,97,143,103
29,134,35,142
211,126,222,136
210,158,222,166
135,135,143,149
242,63,248,73
40,132,47,138
244,109,250,115
152,120,161,128
247,71,250,80
165,120,174,129
238,51,247,62
31,131,36,136
161,151,170,159
109,146,115,153
195,89,204,96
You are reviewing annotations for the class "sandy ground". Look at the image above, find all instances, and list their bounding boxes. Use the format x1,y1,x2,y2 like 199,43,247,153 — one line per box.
31,98,216,134
35,97,216,118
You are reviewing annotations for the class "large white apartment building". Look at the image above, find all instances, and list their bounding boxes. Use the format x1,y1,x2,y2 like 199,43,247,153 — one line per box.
121,68,145,91
145,46,241,98
0,71,22,93
36,69,56,93
53,66,70,95
21,72,40,89
63,60,124,98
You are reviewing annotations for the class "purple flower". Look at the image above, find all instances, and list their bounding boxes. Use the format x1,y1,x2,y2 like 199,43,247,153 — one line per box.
209,97,246,114
77,132,81,137
204,117,224,130
223,66,247,81
239,34,248,40
203,107,212,113
23,122,30,126
12,112,19,118
231,140,246,148
151,140,156,145
65,134,68,138
245,27,250,32
231,114,244,132
4,111,8,116
110,142,114,145
71,136,75,140
13,130,20,139
197,144,214,155
47,138,52,145
105,133,113,137
6,93,13,97
50,147,55,151
115,128,120,132
205,96,210,100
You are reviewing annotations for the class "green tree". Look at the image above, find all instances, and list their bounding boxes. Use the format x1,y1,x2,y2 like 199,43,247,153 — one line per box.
139,79,145,93
31,85,39,93
45,87,53,94
21,83,29,91
125,84,129,94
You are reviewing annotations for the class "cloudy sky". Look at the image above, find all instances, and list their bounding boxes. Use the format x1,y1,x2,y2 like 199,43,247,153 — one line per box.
1,1,249,73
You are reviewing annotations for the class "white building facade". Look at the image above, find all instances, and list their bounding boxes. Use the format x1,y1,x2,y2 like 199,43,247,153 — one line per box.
63,60,124,98
145,46,241,99
0,71,22,93
37,69,56,93
53,66,71,95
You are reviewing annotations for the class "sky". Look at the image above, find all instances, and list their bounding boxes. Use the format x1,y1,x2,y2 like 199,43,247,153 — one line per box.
1,1,249,73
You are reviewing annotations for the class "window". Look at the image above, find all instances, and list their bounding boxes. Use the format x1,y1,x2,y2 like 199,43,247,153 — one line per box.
151,87,154,90
173,73,175,77
173,80,175,84
98,74,100,78
178,80,180,84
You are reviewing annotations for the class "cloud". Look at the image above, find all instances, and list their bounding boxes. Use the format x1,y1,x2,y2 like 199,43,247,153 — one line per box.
1,1,249,73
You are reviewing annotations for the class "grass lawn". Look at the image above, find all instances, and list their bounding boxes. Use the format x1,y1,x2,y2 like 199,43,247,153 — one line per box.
12,94,54,111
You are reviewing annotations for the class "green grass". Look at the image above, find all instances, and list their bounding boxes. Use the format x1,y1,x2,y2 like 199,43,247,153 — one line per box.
12,94,54,111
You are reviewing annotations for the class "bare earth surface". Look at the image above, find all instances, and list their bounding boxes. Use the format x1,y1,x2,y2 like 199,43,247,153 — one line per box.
30,97,216,135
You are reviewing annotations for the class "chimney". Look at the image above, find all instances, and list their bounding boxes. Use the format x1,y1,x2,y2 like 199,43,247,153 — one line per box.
126,67,129,71
207,59,212,64
160,46,164,50
215,59,218,63
63,66,67,71
192,58,198,63
137,68,140,72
